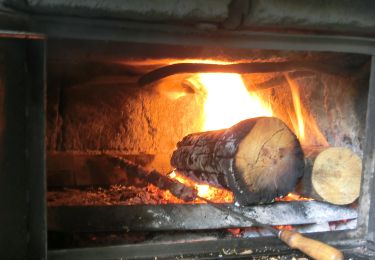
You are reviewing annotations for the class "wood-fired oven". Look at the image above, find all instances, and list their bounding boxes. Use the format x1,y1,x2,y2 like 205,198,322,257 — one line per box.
1,1,375,259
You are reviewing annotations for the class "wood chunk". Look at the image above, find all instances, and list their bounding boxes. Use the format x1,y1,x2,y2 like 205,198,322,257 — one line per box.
297,147,362,205
171,117,304,204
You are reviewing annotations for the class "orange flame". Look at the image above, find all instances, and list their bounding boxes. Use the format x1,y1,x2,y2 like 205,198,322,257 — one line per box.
285,74,329,147
275,192,313,202
188,73,272,131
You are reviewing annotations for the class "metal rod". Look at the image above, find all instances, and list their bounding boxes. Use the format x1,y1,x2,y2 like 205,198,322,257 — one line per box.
197,195,279,236
138,61,353,86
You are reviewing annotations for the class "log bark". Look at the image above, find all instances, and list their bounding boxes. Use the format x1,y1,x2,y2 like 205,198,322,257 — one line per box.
296,147,362,205
171,117,304,205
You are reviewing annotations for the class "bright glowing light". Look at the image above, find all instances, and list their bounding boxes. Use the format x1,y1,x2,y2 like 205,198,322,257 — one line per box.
195,184,209,197
285,74,305,141
188,73,272,131
168,170,234,203
168,171,176,178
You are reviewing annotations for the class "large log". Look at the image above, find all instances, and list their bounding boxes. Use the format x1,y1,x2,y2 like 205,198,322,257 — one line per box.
171,117,304,204
296,147,362,205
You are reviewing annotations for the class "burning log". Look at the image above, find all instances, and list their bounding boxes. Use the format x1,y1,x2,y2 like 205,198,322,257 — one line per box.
108,156,198,201
171,117,304,205
296,147,362,205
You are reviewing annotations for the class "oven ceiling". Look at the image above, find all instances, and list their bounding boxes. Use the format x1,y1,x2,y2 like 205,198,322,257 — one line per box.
4,0,375,36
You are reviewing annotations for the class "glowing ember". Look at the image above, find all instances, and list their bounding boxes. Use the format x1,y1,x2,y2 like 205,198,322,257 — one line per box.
275,192,313,202
188,73,272,131
274,225,294,231
168,171,176,178
227,228,242,237
168,170,234,203
195,184,210,197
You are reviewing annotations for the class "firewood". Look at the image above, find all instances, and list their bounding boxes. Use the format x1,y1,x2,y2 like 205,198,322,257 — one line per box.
171,117,304,205
296,147,362,205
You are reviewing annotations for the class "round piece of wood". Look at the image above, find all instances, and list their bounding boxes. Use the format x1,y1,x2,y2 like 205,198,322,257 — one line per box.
232,117,304,203
171,117,304,205
311,147,362,205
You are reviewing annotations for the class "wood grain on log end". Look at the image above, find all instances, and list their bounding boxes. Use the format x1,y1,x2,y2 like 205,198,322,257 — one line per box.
312,147,362,205
231,117,304,204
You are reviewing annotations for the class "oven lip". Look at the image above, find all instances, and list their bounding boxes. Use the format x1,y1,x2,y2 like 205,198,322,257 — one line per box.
47,235,367,259
0,31,46,259
9,14,375,259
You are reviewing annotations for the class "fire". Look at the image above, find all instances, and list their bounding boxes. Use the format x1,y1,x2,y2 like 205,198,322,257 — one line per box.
152,59,327,147
195,184,210,197
285,74,329,147
274,225,294,231
187,71,328,145
188,73,272,131
160,62,330,204
286,74,305,141
168,170,234,203
275,192,313,202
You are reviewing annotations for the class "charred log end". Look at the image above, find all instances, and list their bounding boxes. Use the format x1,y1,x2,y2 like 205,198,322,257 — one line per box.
231,117,304,204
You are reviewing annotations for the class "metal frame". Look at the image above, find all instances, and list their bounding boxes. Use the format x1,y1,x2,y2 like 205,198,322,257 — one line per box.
0,31,46,259
365,57,375,251
31,15,375,55
10,14,375,258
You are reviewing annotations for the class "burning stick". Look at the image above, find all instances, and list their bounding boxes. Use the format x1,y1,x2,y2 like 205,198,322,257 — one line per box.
297,146,362,205
171,117,304,205
168,170,234,203
108,156,198,201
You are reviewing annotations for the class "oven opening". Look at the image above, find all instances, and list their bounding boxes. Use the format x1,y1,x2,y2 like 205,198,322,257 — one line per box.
46,40,369,255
